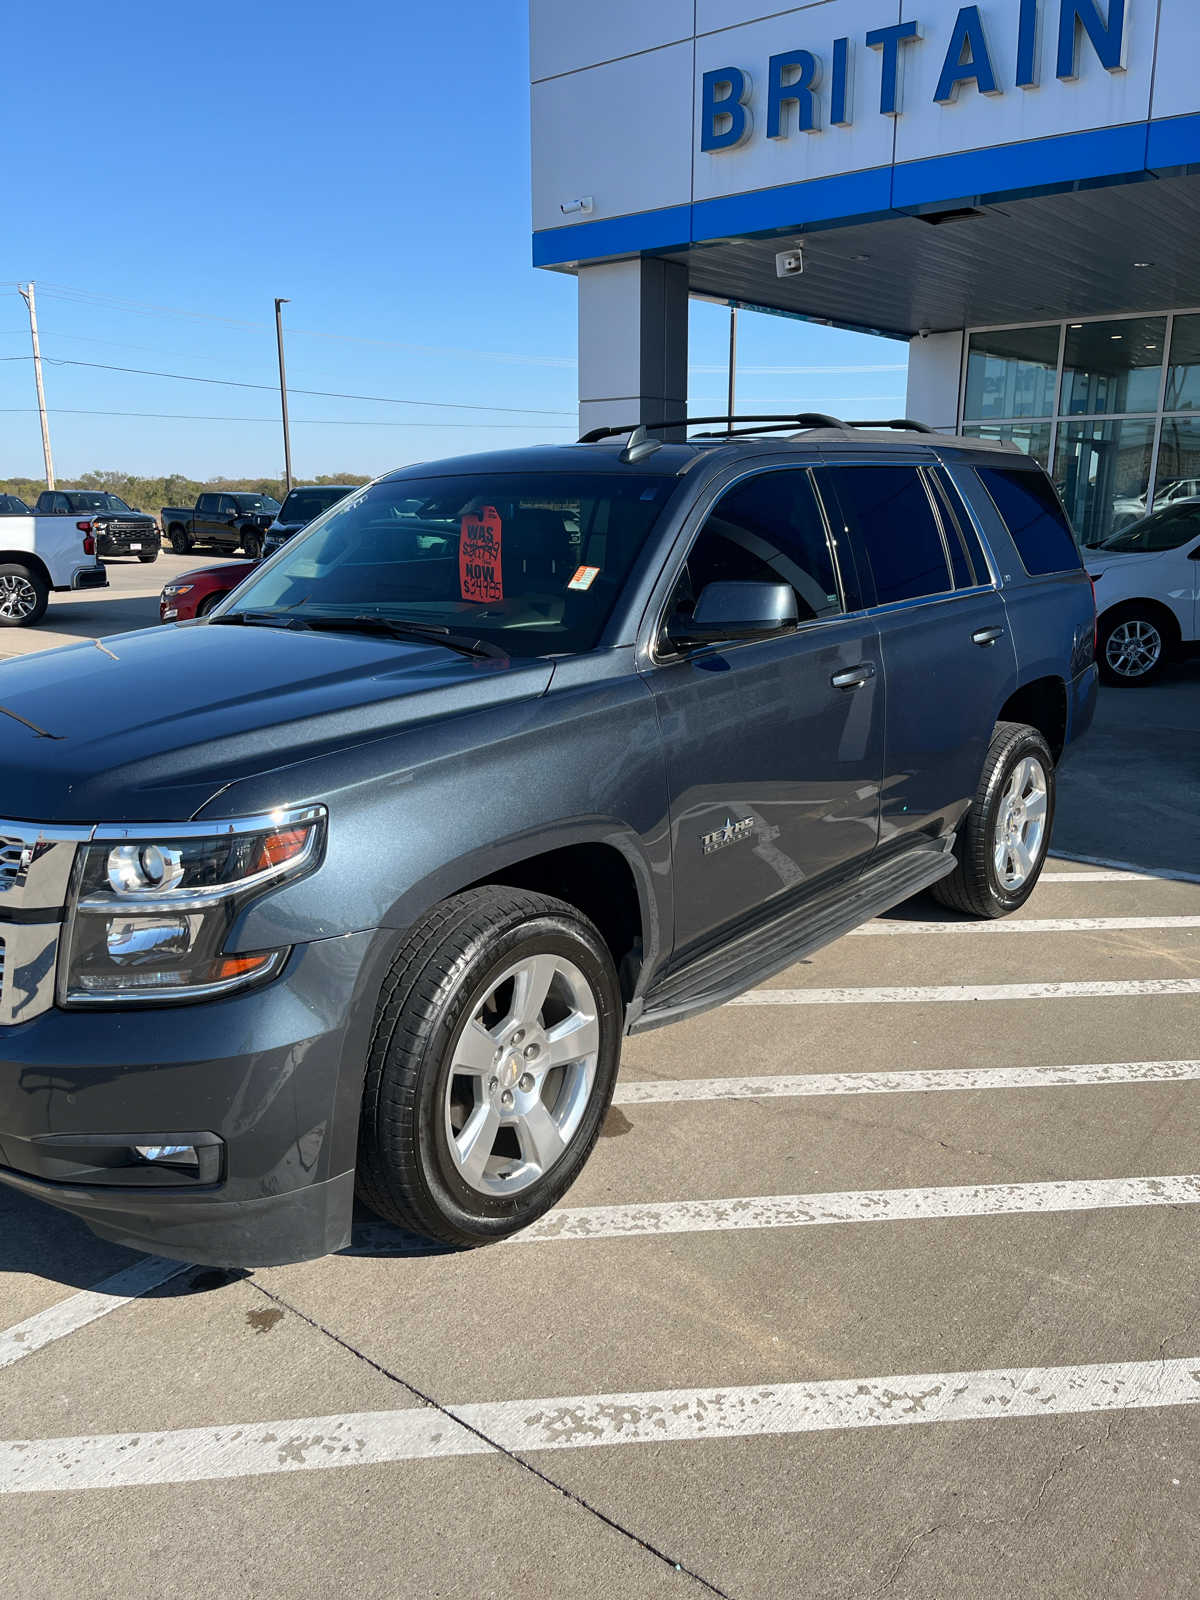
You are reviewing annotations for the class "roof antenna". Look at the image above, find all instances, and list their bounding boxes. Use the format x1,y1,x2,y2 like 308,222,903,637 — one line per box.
620,425,664,464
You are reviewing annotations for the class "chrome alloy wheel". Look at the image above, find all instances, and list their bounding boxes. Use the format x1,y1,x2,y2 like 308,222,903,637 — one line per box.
1105,618,1163,680
0,573,38,621
443,953,600,1197
993,755,1049,891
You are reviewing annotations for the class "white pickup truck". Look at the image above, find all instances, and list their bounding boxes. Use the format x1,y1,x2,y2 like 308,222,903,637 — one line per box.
0,512,107,627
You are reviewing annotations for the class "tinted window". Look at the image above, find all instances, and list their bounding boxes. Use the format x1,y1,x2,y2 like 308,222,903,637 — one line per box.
929,468,988,588
976,466,1082,575
197,495,217,513
1101,503,1200,554
279,487,350,524
229,473,679,659
233,494,278,513
674,471,842,625
831,467,952,605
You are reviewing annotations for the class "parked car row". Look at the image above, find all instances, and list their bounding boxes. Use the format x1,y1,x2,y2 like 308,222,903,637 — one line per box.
159,484,358,619
161,492,281,559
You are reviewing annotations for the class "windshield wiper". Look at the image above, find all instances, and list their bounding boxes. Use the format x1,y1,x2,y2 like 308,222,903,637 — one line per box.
209,609,310,629
296,613,507,660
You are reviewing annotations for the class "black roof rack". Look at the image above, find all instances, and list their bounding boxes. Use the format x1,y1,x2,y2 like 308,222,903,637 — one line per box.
578,413,936,444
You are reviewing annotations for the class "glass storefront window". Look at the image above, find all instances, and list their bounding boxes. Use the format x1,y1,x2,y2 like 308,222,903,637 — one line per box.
1152,415,1200,509
1061,317,1166,416
1054,420,1156,548
1164,315,1200,411
964,326,1059,421
960,422,1052,468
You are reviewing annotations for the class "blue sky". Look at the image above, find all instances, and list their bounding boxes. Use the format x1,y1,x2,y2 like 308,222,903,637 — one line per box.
0,0,906,482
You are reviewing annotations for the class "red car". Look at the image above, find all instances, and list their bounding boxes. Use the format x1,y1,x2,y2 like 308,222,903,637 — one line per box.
159,560,256,621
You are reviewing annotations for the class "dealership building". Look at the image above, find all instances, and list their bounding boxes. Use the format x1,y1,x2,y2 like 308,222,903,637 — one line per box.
530,1,1200,545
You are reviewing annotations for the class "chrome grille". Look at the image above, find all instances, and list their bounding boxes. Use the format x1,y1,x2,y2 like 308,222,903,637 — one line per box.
0,837,23,894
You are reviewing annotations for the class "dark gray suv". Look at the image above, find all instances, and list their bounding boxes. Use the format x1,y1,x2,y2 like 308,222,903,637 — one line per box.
0,417,1098,1265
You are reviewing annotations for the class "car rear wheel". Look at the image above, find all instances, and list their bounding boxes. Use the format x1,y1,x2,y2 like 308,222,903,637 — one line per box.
0,563,49,627
1098,606,1175,687
930,722,1055,919
169,528,191,555
357,887,622,1247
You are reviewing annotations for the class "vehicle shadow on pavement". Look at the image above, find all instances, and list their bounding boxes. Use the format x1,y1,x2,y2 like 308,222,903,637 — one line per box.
0,1186,149,1293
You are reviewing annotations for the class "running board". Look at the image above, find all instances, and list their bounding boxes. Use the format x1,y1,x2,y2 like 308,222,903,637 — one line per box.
630,838,957,1034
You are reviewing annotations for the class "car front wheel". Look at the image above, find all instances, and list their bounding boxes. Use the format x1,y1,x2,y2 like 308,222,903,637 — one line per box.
931,721,1055,919
357,887,622,1247
1098,607,1175,687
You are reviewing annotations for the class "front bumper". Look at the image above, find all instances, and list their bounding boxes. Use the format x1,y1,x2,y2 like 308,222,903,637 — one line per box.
0,928,396,1266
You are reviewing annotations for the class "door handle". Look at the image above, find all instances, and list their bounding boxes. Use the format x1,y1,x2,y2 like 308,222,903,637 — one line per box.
831,662,876,690
972,626,1005,647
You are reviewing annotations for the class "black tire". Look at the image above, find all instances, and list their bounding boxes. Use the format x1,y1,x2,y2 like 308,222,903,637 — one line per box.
1097,604,1176,687
241,529,264,561
168,527,192,555
196,590,226,617
357,887,623,1248
137,548,159,564
931,721,1055,919
0,562,49,627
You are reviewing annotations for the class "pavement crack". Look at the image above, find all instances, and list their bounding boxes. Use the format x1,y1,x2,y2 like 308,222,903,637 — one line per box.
866,1522,945,1599
246,1277,733,1598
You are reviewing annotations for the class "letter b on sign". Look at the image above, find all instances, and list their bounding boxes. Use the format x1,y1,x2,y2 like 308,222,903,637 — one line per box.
701,68,753,152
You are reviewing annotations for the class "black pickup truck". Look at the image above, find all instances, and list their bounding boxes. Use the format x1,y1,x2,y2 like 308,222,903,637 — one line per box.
33,491,160,563
161,492,281,559
0,416,1097,1266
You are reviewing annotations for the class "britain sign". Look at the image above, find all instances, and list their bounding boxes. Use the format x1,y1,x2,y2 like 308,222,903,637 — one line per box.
700,0,1127,152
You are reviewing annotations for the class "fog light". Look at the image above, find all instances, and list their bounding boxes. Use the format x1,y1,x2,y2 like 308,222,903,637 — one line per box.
135,1144,197,1164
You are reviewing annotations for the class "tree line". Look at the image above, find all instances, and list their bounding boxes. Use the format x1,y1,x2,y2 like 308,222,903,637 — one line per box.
0,470,372,512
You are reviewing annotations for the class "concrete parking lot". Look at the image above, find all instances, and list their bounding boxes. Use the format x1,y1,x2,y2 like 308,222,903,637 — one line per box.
1,569,1199,1598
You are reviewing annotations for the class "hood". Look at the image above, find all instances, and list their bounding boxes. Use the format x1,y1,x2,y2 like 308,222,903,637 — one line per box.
0,622,552,823
1084,547,1161,576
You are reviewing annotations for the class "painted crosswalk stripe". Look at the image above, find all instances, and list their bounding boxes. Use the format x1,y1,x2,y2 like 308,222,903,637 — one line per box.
732,978,1200,1006
6,1355,1200,1492
613,1059,1200,1105
513,1173,1200,1244
0,1257,189,1372
850,916,1200,937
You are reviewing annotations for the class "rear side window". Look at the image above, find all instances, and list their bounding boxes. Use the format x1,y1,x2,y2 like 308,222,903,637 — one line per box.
829,466,952,605
976,467,1082,576
679,470,843,623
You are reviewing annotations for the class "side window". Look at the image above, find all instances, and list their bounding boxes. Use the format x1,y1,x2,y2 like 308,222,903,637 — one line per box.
831,466,953,605
673,470,843,626
975,466,1082,576
928,467,990,589
197,494,215,514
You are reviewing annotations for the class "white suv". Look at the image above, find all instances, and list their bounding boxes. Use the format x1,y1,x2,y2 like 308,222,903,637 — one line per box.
1088,502,1200,685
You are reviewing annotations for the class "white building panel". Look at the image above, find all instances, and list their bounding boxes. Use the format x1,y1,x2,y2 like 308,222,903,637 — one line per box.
1149,0,1200,124
529,0,694,83
693,0,900,203
893,0,1156,166
530,44,694,233
695,1,845,38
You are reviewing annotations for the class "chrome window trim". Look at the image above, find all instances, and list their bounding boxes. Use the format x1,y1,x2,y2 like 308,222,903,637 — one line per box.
91,803,325,843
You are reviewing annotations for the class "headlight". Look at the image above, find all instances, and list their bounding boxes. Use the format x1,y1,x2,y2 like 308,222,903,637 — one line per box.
161,583,193,598
59,806,325,1005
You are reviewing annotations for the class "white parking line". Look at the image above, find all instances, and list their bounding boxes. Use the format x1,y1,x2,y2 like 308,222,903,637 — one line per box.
1049,851,1200,886
851,916,1200,937
513,1174,1200,1244
1039,871,1156,883
0,1257,189,1372
732,979,1200,1006
6,1354,1199,1492
613,1059,1200,1105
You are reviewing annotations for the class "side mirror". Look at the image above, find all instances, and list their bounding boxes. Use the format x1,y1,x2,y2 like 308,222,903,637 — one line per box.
666,580,798,649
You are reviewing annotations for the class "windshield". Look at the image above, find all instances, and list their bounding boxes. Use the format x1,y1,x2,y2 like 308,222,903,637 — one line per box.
234,495,279,513
279,487,352,524
67,493,111,511
1100,503,1200,553
225,472,679,657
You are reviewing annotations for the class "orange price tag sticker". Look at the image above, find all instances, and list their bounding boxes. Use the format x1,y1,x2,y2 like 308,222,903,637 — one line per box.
567,565,600,592
459,506,503,602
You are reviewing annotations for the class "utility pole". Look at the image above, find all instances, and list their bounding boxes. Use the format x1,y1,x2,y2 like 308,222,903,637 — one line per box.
18,282,54,489
726,304,738,427
274,297,294,493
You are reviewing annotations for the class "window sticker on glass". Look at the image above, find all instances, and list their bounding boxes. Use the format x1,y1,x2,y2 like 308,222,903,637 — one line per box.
568,565,600,591
459,506,504,602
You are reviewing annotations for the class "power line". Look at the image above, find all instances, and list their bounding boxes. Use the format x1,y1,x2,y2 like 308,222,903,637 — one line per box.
0,406,574,430
39,356,574,416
